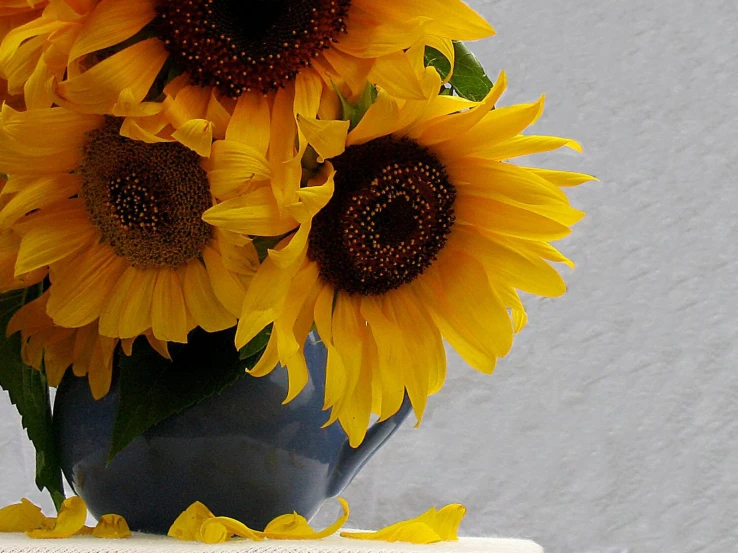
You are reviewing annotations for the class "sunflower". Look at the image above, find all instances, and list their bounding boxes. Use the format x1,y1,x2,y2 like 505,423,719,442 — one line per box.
0,104,260,357
6,291,169,398
0,0,493,116
203,55,595,446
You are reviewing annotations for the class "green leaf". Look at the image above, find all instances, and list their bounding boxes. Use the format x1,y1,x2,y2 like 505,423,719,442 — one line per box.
0,290,65,511
108,327,264,463
425,42,494,102
239,324,272,360
333,82,377,130
448,41,494,101
424,46,452,81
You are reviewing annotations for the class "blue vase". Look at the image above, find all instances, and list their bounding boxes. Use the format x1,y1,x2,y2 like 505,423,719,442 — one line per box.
53,330,411,534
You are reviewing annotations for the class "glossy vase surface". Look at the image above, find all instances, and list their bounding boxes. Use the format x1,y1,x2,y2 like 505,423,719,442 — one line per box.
53,331,411,534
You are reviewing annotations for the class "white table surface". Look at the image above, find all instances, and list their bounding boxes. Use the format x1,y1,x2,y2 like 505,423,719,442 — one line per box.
0,533,543,553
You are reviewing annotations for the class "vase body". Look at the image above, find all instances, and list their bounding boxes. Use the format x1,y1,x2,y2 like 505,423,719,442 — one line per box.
53,331,411,534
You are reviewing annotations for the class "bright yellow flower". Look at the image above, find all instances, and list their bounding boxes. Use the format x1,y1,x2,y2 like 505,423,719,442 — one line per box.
204,54,595,446
0,105,260,367
0,0,493,115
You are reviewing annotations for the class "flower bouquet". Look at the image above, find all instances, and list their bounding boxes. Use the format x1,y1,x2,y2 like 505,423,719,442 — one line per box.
0,0,592,536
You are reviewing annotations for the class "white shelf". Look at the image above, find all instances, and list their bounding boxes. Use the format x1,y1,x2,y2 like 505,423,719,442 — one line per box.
0,533,543,553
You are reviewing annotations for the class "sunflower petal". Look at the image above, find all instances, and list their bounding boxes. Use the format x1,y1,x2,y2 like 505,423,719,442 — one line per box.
55,37,168,114
341,503,466,544
69,0,156,62
0,498,47,532
91,514,131,539
26,496,86,539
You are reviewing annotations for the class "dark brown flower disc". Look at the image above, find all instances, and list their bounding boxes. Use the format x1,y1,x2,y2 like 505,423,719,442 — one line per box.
79,117,212,267
156,0,352,97
308,136,456,296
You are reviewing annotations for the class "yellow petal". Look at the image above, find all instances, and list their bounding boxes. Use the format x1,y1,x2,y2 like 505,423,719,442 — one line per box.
69,0,156,63
168,501,215,541
182,258,235,332
272,261,320,401
346,87,401,146
433,96,546,160
285,167,336,224
226,92,270,153
293,69,323,119
481,135,583,161
0,18,65,76
361,0,494,41
522,167,597,187
26,496,86,539
360,296,406,421
15,203,96,275
203,186,297,236
55,37,167,114
447,159,569,206
172,118,213,157
450,224,567,298
91,514,131,539
333,3,419,58
369,50,426,100
341,503,465,544
234,253,304,349
455,195,572,241
0,174,80,229
87,336,117,399
260,498,349,540
207,140,272,197
296,115,349,162
0,103,103,148
414,70,507,144
47,242,128,328
199,517,262,543
111,87,163,117
201,245,246,318
116,268,156,339
151,268,188,343
0,498,47,532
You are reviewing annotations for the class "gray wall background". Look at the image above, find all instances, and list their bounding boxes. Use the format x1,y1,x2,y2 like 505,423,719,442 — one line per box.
1,1,736,552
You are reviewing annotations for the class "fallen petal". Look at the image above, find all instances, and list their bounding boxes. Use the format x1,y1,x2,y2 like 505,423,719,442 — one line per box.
167,501,215,541
0,498,47,532
26,497,87,539
260,498,349,540
92,514,131,539
341,503,466,544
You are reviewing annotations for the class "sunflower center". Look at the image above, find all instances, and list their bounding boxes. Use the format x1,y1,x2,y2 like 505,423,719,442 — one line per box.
156,0,351,97
308,136,456,296
79,117,212,268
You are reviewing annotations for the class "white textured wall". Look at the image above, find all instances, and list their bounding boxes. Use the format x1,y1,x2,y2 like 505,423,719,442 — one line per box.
1,1,736,552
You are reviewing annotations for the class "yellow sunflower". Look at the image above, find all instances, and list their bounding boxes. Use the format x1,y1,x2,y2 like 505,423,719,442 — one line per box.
0,104,259,353
0,0,493,115
203,56,595,446
7,291,169,397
